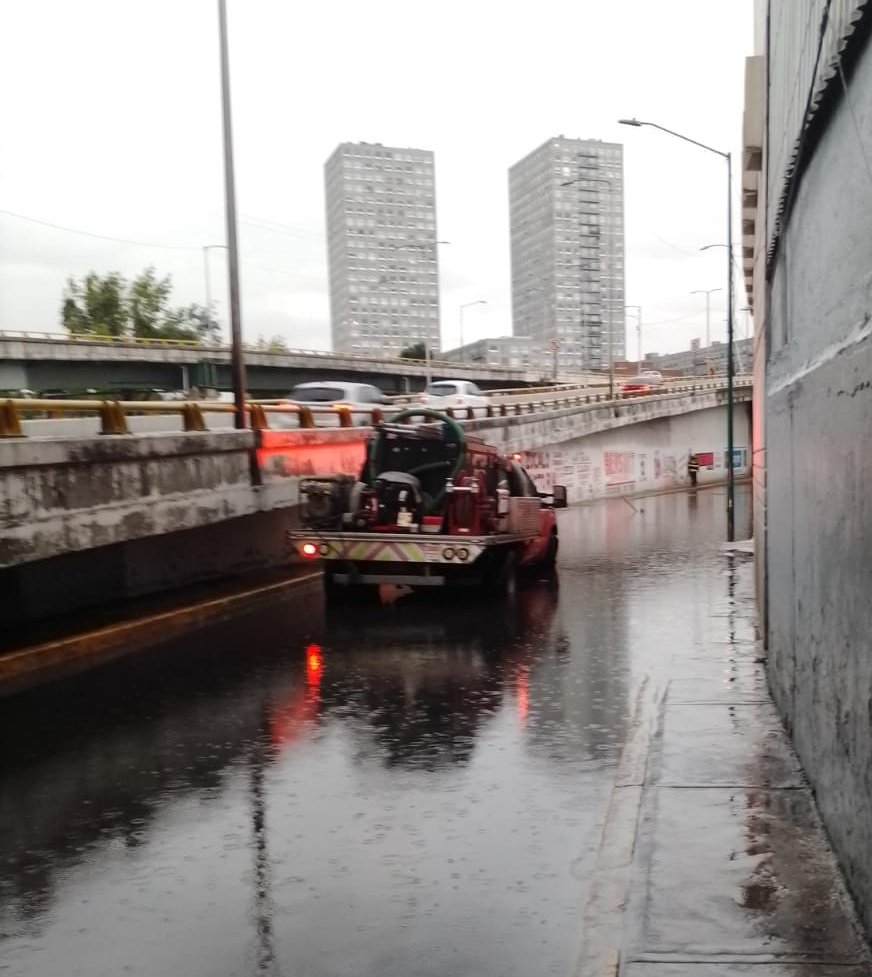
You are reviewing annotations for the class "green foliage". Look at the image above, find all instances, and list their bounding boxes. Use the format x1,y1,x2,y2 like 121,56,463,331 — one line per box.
399,341,428,360
127,268,173,339
63,272,128,336
61,267,220,342
254,334,290,353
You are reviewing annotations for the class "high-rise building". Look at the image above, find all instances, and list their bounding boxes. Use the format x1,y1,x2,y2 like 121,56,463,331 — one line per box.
324,142,440,356
509,136,625,373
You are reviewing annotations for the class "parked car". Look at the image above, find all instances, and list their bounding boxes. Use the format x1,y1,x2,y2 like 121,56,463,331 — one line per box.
280,381,390,426
418,379,491,415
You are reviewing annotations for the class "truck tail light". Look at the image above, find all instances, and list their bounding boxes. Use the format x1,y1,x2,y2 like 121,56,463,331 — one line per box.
301,542,319,559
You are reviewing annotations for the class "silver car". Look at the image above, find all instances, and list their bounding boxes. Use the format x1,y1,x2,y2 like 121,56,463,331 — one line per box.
419,379,491,415
279,381,390,427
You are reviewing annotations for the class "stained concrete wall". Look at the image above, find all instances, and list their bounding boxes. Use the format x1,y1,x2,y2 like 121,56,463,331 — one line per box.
512,405,750,501
1,397,748,628
0,431,261,567
765,25,872,935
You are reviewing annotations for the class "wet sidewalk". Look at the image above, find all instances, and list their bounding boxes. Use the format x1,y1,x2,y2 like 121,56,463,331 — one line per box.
577,547,872,977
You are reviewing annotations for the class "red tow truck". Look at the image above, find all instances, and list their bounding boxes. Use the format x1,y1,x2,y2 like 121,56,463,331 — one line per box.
288,409,566,596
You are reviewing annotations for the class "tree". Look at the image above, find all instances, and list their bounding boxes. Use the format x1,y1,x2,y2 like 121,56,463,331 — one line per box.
400,341,428,360
62,272,128,336
254,334,290,352
61,268,220,342
128,268,173,339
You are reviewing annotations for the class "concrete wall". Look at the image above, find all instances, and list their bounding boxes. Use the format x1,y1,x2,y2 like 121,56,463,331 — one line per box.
513,404,750,501
1,397,746,627
0,431,261,566
765,19,872,935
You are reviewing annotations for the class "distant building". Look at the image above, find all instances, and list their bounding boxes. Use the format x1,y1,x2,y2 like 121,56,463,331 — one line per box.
644,337,753,376
324,142,440,356
440,335,537,370
509,136,626,373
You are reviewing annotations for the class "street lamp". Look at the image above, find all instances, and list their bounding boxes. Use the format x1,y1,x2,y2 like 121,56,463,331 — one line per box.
625,305,642,366
217,0,247,430
559,175,614,385
458,300,487,363
690,287,722,347
203,244,228,337
619,116,735,541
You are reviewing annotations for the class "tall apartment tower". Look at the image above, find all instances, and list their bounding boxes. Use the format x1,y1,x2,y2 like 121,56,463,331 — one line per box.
324,142,440,356
509,136,625,373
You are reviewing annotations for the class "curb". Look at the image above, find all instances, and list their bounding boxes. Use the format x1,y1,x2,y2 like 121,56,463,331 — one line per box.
0,571,321,692
571,676,664,977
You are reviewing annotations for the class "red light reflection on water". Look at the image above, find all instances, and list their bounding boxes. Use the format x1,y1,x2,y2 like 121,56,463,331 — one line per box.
268,644,324,749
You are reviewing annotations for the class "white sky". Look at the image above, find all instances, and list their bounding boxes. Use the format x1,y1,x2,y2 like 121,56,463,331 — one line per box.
0,0,753,357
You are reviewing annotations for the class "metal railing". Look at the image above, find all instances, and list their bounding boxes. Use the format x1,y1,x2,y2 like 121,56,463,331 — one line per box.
0,329,521,374
0,377,752,439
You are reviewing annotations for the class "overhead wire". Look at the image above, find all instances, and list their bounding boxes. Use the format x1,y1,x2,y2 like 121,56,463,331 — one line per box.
0,209,201,251
0,207,322,282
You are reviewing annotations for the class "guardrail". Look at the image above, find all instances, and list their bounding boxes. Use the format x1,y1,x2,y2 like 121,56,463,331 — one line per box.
0,330,520,374
0,377,752,439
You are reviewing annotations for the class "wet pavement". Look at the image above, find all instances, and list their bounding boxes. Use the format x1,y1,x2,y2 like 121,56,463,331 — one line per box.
0,484,868,976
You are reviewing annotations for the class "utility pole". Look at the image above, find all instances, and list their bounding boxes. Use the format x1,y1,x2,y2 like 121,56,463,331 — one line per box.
217,0,247,429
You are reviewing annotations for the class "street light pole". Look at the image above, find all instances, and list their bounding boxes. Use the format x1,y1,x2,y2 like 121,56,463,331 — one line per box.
203,244,228,336
619,117,735,540
217,0,247,430
625,305,642,366
691,287,722,347
459,299,487,363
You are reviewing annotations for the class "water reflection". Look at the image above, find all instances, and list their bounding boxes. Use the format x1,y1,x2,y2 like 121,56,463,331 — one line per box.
0,487,752,977
308,586,567,770
0,581,585,935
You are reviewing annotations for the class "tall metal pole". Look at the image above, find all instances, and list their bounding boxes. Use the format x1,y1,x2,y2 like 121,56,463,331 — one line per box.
637,308,642,366
458,300,486,365
609,313,615,399
203,246,213,329
705,291,711,347
726,152,735,541
691,288,722,348
217,0,247,429
619,118,736,540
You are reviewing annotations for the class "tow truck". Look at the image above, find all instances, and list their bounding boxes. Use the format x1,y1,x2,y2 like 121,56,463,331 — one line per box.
288,408,566,595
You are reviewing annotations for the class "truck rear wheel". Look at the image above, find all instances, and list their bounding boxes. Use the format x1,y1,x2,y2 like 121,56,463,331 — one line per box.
482,549,518,597
541,530,558,570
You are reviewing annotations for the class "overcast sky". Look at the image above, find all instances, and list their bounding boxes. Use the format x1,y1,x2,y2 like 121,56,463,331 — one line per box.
0,0,753,357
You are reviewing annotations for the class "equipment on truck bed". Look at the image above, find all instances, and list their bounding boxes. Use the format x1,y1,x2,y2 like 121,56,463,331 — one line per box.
289,408,566,595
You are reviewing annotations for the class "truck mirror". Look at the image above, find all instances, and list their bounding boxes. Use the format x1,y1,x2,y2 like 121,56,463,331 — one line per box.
551,485,568,508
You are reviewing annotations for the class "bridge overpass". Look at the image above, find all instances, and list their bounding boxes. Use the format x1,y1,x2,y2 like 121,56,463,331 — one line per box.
0,379,751,632
0,331,555,397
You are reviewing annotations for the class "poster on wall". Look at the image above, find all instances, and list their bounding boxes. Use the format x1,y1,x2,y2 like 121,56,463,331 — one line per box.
725,447,749,473
520,449,553,492
638,453,648,483
604,450,635,493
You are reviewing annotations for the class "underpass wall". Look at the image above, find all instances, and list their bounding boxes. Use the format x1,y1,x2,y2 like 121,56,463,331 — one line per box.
0,401,747,629
510,404,750,502
764,16,872,936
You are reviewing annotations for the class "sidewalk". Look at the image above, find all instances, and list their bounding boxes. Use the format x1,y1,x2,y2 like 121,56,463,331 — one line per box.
575,546,872,976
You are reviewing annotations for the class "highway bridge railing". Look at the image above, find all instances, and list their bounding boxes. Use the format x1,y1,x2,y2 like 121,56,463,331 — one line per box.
0,377,752,438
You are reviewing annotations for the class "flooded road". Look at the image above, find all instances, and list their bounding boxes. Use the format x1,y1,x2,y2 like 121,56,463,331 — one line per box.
0,486,752,977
